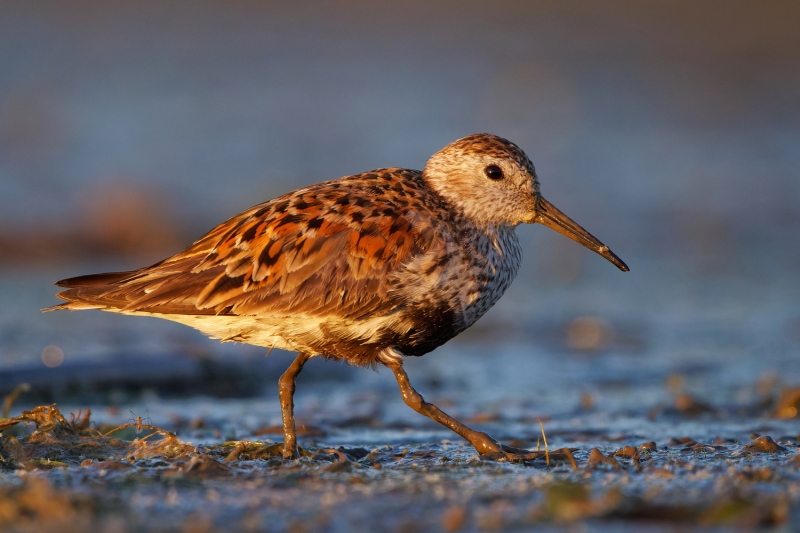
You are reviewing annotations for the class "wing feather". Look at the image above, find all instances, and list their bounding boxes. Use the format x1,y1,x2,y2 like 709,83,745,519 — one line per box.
52,169,448,321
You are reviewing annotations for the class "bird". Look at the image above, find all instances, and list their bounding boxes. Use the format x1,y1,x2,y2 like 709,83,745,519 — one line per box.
46,133,628,461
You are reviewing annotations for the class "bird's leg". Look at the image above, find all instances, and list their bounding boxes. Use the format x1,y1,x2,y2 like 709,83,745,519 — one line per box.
387,361,533,460
278,352,311,459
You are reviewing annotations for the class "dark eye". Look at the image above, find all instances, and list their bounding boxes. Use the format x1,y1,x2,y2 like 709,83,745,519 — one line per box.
484,165,504,180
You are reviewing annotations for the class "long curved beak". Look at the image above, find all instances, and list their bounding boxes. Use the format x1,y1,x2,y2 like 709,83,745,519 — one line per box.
533,196,629,272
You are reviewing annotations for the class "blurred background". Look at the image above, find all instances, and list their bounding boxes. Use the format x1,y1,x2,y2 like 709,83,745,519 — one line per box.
1,1,799,429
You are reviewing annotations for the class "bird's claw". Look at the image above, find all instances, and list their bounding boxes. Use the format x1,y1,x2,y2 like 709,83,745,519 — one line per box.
468,431,540,463
481,445,542,463
473,434,543,463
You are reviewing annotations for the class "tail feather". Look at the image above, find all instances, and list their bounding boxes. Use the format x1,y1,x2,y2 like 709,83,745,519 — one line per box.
55,271,136,288
44,283,130,313
44,259,220,316
46,270,143,313
42,300,105,313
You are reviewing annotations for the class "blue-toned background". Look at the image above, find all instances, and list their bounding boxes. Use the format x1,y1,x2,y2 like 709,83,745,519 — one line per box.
1,1,799,425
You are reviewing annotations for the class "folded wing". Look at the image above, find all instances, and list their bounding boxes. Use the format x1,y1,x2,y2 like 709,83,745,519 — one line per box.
48,169,443,322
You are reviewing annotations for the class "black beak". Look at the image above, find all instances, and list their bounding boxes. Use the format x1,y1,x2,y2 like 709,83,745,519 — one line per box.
533,196,629,272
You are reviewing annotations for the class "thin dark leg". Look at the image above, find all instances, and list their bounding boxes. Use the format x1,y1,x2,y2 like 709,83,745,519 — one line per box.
279,352,311,459
386,361,511,457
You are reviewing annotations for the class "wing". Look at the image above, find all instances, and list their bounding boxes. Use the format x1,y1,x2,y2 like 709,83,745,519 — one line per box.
51,169,446,321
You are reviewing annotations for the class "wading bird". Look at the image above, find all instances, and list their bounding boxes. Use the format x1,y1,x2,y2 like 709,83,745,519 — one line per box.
47,133,628,461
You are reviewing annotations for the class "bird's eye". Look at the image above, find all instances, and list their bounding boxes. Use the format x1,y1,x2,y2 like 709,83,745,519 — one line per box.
484,165,504,180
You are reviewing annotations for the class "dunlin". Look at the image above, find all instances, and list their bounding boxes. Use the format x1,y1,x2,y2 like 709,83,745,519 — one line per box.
47,133,628,460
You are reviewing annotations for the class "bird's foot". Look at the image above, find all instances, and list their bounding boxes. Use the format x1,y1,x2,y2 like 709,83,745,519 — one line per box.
482,443,544,463
469,431,543,463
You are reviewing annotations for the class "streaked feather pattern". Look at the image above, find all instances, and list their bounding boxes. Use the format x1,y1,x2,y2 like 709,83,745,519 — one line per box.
48,134,534,366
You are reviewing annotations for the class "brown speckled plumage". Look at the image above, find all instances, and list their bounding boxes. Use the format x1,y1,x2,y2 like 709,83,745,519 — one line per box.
48,133,628,460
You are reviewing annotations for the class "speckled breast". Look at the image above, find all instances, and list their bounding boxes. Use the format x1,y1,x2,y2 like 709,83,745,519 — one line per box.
455,224,523,330
393,222,522,357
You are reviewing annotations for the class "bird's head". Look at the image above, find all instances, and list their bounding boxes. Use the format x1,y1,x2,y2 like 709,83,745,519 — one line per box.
423,133,628,271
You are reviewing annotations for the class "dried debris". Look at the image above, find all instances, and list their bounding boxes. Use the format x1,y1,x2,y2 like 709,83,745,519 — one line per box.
1,403,800,532
586,448,620,470
0,405,194,469
744,435,788,454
